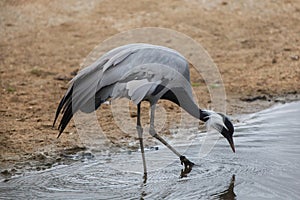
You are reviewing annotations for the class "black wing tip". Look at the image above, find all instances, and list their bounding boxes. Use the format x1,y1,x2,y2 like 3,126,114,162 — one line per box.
57,102,74,138
53,85,74,137
57,130,63,138
52,117,58,129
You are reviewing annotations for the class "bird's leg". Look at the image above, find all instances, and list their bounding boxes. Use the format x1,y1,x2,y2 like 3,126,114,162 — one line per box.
136,103,147,182
149,104,194,170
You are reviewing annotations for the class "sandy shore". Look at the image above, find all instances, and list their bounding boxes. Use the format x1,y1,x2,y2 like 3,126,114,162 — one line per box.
0,0,299,178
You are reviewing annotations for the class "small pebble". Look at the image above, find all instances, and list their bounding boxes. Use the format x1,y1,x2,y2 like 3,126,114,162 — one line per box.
150,146,159,151
291,55,299,61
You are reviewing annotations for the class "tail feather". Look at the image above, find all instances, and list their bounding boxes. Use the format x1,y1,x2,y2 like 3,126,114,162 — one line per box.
53,86,73,128
53,85,112,137
53,85,75,138
57,100,74,138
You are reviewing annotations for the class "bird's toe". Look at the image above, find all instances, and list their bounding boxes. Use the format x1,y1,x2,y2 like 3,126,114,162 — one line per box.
180,155,194,168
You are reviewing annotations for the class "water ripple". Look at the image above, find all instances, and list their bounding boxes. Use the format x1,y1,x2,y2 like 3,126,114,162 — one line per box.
1,102,300,199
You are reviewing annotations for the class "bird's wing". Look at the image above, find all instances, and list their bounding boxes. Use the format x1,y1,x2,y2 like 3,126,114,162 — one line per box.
102,43,185,73
53,44,141,133
53,43,191,134
126,79,159,104
110,65,163,104
112,63,193,105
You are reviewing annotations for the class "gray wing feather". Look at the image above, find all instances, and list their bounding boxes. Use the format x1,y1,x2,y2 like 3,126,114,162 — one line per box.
127,81,157,104
54,43,192,134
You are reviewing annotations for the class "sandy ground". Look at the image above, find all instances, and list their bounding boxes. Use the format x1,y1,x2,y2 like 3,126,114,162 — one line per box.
0,0,299,178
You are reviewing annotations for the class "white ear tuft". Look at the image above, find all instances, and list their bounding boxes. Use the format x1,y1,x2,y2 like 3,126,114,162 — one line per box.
204,110,227,132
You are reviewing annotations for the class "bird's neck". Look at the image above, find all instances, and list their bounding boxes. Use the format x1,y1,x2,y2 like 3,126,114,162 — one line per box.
160,88,209,122
179,100,209,122
181,104,209,122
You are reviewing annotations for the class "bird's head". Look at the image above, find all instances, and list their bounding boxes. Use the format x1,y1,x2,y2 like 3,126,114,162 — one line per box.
202,110,235,153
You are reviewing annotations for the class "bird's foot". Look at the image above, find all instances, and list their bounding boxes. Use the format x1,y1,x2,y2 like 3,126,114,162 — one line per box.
180,156,194,178
180,155,194,169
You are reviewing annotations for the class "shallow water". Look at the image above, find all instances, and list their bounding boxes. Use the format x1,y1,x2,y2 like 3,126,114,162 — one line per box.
1,102,300,199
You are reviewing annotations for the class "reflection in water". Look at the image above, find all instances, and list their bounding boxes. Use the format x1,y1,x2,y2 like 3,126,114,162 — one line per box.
142,160,195,183
213,175,236,200
139,187,147,200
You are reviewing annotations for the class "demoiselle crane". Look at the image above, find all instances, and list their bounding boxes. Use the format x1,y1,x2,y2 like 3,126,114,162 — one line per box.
53,43,235,179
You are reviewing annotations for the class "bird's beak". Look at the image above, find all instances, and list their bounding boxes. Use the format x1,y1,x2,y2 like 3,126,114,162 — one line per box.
227,137,235,153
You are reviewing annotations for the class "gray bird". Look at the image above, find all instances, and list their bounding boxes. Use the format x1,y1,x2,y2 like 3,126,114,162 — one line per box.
53,43,235,179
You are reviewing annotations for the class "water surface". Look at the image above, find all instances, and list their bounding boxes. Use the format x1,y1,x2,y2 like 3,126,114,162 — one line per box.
1,101,300,199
